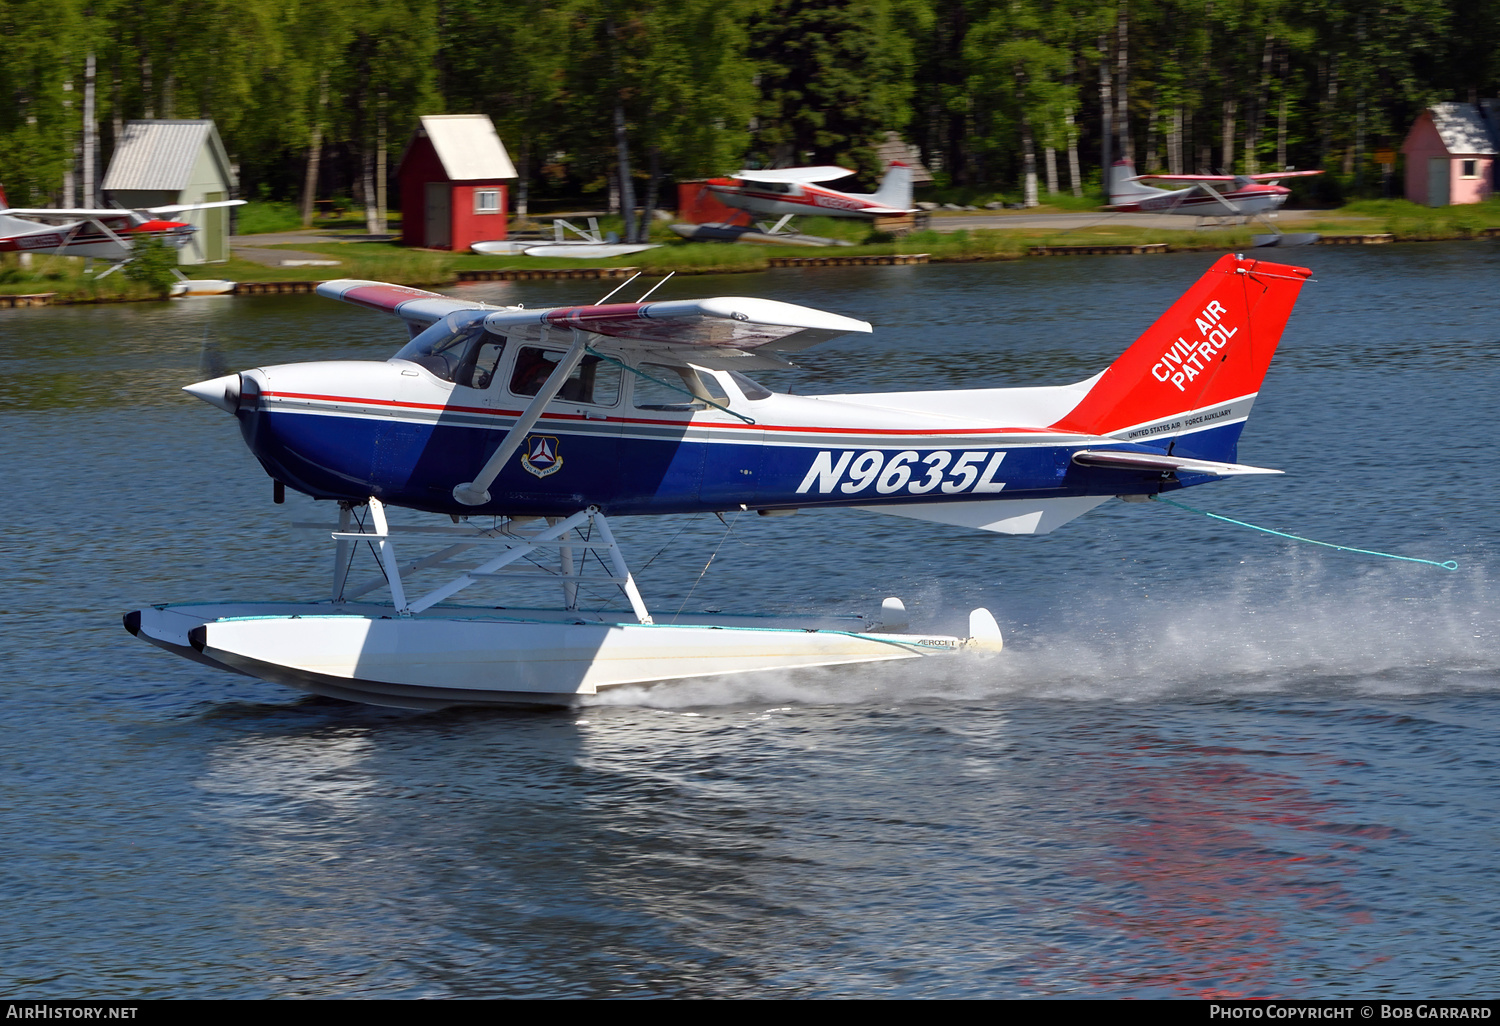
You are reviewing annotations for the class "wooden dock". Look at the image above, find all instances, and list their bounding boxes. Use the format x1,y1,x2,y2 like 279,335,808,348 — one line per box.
0,293,56,308
233,280,322,294
1315,234,1394,245
767,253,930,268
457,267,640,282
1028,243,1169,256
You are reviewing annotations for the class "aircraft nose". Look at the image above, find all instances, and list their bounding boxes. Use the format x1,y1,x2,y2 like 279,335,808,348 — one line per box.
183,372,242,414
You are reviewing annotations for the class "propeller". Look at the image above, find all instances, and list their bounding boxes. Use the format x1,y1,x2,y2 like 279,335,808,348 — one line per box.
199,324,232,380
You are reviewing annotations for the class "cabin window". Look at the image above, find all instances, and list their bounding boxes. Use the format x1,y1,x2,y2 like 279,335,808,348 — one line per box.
395,312,497,384
1461,159,1479,179
727,370,773,400
474,189,501,213
510,346,621,406
458,338,507,389
633,364,723,410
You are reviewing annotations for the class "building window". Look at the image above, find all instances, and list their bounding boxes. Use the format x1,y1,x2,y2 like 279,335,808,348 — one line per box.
475,189,501,213
1460,159,1479,179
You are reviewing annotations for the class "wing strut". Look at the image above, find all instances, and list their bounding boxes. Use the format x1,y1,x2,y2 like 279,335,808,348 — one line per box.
452,329,589,507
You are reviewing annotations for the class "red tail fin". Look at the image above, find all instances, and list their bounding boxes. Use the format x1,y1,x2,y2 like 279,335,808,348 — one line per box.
1051,255,1311,438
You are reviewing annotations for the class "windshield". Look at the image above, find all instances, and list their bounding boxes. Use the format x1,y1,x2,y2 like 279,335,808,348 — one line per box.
394,311,497,385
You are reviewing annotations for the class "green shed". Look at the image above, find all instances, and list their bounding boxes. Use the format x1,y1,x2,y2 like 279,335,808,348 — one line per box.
101,119,237,265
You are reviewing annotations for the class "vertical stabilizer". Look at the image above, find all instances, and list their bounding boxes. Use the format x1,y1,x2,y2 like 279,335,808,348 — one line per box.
1050,255,1311,460
1108,158,1167,207
868,163,915,211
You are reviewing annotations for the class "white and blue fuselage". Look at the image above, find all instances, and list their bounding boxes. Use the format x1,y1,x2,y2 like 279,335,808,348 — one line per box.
192,255,1311,537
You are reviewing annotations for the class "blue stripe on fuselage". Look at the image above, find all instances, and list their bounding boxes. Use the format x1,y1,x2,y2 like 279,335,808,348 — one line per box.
239,407,1249,516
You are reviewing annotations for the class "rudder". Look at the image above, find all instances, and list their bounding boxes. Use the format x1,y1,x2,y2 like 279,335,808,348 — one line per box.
1050,255,1311,458
870,163,914,211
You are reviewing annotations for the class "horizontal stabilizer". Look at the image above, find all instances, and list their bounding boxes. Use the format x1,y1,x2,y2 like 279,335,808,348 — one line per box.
1072,450,1282,476
482,297,871,356
316,279,481,328
732,166,856,184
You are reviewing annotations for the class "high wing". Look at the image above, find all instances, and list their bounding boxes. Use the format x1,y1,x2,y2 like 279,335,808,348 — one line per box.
143,199,248,215
2,199,246,220
317,280,873,368
316,279,487,330
1129,173,1237,183
1,208,141,220
731,166,856,184
482,297,872,368
1245,170,1324,181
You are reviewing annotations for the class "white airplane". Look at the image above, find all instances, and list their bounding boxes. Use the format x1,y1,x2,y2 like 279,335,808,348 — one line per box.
126,255,1313,709
695,163,917,237
1108,159,1324,245
0,199,245,277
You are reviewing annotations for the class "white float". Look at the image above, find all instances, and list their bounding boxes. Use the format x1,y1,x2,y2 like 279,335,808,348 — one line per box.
126,503,999,709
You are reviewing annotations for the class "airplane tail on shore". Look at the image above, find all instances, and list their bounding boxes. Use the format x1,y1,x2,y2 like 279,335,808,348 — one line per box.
866,163,914,212
1107,158,1170,208
1050,254,1312,462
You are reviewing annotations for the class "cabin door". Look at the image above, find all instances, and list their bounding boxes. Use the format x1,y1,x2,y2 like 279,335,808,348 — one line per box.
1428,158,1450,207
425,183,452,248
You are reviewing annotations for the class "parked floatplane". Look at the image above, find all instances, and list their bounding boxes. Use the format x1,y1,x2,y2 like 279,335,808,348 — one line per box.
126,254,1310,708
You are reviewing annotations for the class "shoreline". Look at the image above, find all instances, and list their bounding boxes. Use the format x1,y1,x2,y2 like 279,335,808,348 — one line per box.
4,224,1497,309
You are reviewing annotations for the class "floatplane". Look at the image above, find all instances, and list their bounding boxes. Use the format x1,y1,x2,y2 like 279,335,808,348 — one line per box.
1108,159,1325,247
125,253,1310,709
672,163,917,246
0,199,245,287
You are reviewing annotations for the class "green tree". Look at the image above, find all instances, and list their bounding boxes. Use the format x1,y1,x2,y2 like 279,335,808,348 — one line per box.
750,0,922,177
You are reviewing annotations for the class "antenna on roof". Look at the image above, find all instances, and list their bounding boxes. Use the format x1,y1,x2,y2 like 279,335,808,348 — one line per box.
636,271,674,302
592,271,642,305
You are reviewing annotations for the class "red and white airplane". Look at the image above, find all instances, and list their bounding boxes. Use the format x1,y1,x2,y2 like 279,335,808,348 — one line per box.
1108,159,1322,218
0,199,244,276
706,163,917,232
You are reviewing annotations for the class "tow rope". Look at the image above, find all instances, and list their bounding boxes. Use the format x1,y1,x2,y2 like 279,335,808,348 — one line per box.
1151,495,1459,571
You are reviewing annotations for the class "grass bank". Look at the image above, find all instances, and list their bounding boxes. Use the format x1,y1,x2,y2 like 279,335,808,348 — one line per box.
5,198,1496,302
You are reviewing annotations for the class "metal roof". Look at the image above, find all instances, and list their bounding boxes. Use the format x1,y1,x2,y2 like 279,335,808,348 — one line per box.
1428,102,1498,156
875,132,934,184
101,119,236,192
410,115,517,181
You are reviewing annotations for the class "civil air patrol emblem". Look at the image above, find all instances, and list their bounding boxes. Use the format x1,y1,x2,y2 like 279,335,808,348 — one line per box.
520,435,563,478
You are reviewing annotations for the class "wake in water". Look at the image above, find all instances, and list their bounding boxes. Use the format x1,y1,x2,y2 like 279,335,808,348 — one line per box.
586,558,1500,709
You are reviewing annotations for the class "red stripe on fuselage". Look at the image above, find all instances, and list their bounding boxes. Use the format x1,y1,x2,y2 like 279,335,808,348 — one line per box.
260,390,1069,437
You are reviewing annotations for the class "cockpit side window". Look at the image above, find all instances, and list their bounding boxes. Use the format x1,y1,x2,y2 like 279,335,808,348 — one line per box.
458,339,506,389
634,364,705,410
726,369,773,400
394,312,495,385
634,364,731,410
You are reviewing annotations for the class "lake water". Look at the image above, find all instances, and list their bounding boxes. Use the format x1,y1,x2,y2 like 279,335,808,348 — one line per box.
2,243,1497,998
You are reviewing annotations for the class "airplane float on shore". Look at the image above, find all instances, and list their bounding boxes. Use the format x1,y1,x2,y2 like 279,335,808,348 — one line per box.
126,253,1311,709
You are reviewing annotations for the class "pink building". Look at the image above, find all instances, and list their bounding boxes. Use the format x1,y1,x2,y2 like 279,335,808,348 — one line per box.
398,115,517,251
1402,101,1498,206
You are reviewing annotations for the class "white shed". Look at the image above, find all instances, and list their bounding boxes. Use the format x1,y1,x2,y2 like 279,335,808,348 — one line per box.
102,120,237,264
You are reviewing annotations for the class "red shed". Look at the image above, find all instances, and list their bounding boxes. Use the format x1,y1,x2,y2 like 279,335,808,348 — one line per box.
398,115,517,250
